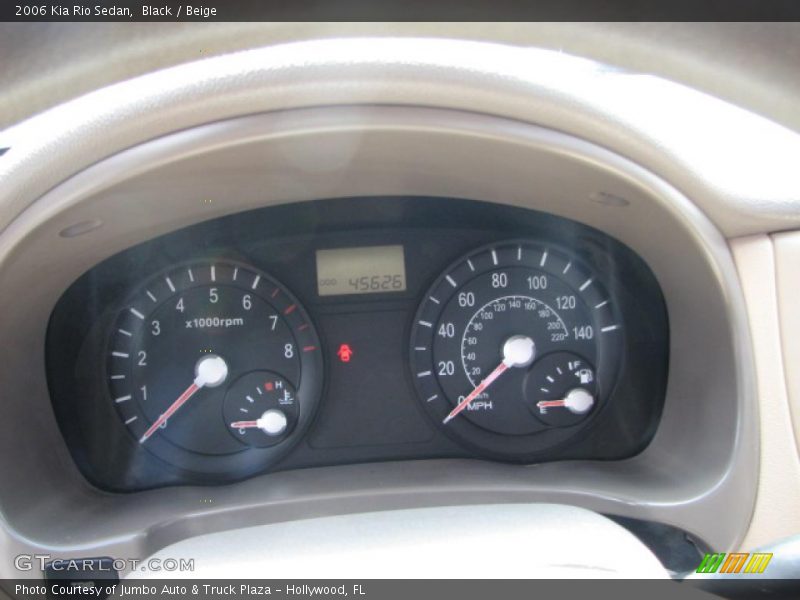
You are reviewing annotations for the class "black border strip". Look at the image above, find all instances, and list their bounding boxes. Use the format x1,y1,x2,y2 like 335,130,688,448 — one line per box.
3,0,800,22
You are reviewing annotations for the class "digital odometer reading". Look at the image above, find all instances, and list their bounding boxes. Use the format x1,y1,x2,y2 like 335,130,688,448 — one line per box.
316,245,406,296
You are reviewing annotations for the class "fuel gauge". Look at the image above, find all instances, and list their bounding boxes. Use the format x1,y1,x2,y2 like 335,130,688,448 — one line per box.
525,352,597,428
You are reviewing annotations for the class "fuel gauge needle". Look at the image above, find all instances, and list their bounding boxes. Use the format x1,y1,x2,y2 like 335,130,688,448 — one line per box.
536,389,595,415
139,354,228,443
536,399,567,409
443,335,536,424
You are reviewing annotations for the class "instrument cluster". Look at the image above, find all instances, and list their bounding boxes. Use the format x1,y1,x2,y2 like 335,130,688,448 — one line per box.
46,197,669,491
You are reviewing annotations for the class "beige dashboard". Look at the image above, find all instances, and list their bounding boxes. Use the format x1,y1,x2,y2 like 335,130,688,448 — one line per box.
1,26,800,579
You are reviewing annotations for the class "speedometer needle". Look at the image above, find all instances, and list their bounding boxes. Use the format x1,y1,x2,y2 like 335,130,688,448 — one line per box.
443,335,536,424
139,354,228,443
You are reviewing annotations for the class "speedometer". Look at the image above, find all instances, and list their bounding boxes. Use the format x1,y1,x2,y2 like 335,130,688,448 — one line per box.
409,241,623,460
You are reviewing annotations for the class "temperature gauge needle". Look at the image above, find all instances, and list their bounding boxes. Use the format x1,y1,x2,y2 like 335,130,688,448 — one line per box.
231,409,288,437
139,355,228,443
443,335,536,424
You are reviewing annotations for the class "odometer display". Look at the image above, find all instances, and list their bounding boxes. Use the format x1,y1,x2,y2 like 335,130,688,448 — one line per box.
316,245,406,296
410,241,623,459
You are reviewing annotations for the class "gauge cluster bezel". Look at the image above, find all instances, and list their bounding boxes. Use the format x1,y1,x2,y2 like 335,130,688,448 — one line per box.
46,196,669,491
0,101,758,556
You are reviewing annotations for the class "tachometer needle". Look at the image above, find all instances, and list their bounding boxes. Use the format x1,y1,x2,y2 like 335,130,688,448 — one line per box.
443,335,536,424
139,354,228,443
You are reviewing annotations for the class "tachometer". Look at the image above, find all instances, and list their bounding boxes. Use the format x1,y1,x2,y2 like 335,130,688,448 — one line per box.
410,241,622,460
106,261,322,478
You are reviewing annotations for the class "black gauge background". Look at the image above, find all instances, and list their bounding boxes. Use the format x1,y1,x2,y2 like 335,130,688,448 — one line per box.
47,196,669,491
410,241,624,461
103,260,321,478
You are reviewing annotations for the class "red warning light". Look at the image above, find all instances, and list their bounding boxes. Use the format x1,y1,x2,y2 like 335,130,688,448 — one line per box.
264,381,274,392
337,344,354,363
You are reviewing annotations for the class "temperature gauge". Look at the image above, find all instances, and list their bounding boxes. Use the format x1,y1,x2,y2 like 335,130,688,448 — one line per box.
525,352,597,427
223,371,299,447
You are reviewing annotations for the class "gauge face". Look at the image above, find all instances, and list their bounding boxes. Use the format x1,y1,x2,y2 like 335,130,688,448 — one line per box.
527,352,597,428
410,241,623,459
223,371,298,448
106,261,322,477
